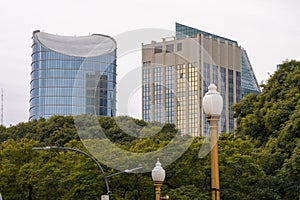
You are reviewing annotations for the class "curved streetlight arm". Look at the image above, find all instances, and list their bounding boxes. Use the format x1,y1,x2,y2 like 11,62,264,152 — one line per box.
32,146,143,196
32,146,111,195
106,164,143,178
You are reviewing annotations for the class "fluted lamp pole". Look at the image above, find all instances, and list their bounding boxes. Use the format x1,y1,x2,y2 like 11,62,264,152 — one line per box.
203,84,223,200
152,159,168,200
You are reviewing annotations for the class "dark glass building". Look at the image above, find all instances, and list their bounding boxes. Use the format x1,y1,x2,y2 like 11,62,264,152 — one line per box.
30,30,117,120
241,49,261,97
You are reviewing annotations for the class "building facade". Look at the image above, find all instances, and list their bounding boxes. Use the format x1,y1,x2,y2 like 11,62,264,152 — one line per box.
241,49,260,97
142,23,260,136
30,30,117,120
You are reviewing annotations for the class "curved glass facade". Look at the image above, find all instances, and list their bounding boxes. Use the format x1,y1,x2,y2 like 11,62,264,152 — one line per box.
29,31,117,120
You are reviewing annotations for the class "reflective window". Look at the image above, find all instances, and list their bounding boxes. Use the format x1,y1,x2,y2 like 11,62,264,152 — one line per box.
203,63,210,95
165,66,175,123
166,44,174,53
30,38,117,120
213,65,218,88
241,50,260,97
154,46,162,54
220,67,226,133
154,67,163,122
188,64,198,136
177,43,182,51
177,64,186,134
203,63,210,136
236,71,242,103
228,69,234,132
142,62,152,122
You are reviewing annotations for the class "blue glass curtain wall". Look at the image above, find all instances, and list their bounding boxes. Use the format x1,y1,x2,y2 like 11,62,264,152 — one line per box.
30,36,116,120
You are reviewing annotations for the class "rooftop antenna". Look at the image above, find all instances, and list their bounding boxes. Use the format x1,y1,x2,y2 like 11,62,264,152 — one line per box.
1,88,3,126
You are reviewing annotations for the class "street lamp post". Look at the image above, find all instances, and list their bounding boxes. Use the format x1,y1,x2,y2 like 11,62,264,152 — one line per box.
203,84,223,200
151,159,168,200
32,146,142,199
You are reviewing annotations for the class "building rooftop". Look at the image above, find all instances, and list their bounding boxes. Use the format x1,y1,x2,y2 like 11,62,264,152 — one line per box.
176,22,238,45
33,31,116,57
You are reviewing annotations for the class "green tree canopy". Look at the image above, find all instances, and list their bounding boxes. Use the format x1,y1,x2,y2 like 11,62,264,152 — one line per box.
1,60,299,199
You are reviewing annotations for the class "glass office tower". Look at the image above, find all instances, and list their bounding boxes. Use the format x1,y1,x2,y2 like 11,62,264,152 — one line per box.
142,23,260,136
30,30,117,120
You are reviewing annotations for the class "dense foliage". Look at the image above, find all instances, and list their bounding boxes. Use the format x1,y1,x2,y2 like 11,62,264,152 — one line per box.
233,60,300,199
0,60,299,199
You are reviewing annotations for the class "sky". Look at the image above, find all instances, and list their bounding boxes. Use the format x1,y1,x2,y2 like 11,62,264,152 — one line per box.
0,0,299,126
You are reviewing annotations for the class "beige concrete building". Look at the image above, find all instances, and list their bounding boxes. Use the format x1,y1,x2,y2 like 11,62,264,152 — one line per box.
142,23,244,136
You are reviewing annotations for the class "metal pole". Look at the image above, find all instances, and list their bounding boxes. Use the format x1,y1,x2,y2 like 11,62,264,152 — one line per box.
32,146,111,195
154,181,162,200
207,116,220,200
106,165,142,178
32,146,143,197
54,147,111,195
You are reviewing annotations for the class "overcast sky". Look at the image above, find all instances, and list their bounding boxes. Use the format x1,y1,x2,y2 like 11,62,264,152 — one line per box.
0,0,299,126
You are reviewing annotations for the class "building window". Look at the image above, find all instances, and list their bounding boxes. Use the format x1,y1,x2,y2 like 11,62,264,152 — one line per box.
236,71,241,103
188,64,198,136
154,46,162,54
166,66,175,123
142,67,152,122
228,69,234,132
220,67,226,133
204,63,211,136
203,63,210,95
143,61,151,67
166,44,174,53
213,65,218,87
154,67,163,122
177,64,187,134
177,43,182,51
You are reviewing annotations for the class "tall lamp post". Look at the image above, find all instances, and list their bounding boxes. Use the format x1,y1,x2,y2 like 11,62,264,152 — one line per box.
32,146,142,199
151,159,169,200
203,84,223,200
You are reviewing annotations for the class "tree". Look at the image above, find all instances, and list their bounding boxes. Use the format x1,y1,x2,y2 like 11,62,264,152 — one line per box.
234,60,300,145
234,60,300,199
276,140,300,199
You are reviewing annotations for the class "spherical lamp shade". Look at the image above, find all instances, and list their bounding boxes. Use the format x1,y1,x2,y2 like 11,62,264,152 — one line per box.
203,84,223,116
152,159,166,182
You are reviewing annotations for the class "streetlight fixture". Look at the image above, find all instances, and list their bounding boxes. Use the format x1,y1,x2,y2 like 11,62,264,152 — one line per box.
151,159,169,200
203,83,223,200
32,146,142,199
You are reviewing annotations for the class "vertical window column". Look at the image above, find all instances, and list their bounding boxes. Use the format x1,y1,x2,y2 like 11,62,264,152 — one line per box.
236,71,241,103
142,62,152,122
165,66,175,123
228,69,234,132
188,64,198,136
213,65,218,88
154,67,163,122
220,67,226,133
177,64,186,134
203,63,210,137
